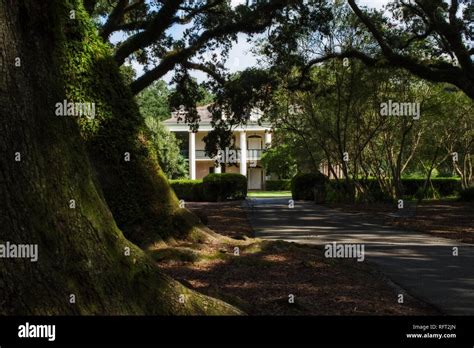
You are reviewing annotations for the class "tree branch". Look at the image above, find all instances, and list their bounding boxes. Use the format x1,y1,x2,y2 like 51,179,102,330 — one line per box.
301,49,473,97
114,20,148,32
340,0,474,99
100,0,129,40
182,61,226,85
347,0,393,56
114,0,185,65
129,0,291,94
449,0,458,25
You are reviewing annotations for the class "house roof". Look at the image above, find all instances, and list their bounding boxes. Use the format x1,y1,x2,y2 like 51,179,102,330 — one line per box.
162,105,213,124
162,104,272,132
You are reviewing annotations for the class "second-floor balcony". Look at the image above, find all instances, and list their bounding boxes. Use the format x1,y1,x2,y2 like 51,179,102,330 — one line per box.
247,149,263,160
181,149,264,161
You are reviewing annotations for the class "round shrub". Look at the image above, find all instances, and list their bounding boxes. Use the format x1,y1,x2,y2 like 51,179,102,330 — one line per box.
291,172,328,201
203,173,248,201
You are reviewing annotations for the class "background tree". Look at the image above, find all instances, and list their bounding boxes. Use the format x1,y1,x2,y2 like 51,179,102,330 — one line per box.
136,80,171,120
144,117,188,179
261,143,297,179
265,60,472,202
412,85,474,189
269,60,390,201
136,80,187,178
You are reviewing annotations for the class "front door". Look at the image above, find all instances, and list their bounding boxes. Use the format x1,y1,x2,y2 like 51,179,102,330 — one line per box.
248,168,262,190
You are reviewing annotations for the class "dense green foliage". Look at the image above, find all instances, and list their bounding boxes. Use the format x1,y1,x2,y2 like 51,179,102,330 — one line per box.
196,84,215,106
171,174,248,201
135,79,215,179
266,179,292,191
144,117,187,179
325,178,461,203
136,80,171,121
202,173,248,201
169,180,204,202
289,174,460,203
291,173,328,201
402,178,461,197
136,80,187,179
261,144,297,179
265,59,472,202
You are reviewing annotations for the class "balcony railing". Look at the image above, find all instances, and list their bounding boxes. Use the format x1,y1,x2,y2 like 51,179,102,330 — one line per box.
247,149,263,160
195,150,210,159
186,149,264,160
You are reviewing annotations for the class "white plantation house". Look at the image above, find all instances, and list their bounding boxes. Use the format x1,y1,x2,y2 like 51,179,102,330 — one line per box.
163,105,272,190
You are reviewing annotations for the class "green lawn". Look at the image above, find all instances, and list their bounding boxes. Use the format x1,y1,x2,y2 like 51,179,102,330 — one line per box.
247,191,292,198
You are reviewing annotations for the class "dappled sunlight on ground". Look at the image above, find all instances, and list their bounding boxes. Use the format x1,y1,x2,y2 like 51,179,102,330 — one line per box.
329,201,474,244
154,201,439,316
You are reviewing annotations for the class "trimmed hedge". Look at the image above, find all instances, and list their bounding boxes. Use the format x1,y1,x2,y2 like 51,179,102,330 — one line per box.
291,175,461,202
459,187,474,202
266,179,291,191
326,179,391,203
169,179,204,201
172,175,461,202
401,178,461,196
291,172,328,201
203,173,248,201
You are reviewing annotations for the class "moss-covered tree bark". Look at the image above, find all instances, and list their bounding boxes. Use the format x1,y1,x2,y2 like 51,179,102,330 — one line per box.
58,0,211,248
0,0,240,315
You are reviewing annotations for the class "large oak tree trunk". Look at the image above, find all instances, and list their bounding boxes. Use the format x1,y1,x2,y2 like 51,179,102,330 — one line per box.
0,0,239,315
57,0,211,248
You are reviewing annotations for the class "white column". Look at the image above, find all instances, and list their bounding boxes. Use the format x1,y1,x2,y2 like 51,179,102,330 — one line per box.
264,130,272,148
240,131,247,176
189,131,196,180
214,164,222,174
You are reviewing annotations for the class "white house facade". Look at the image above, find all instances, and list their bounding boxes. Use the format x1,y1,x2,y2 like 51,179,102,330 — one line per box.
163,105,272,190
